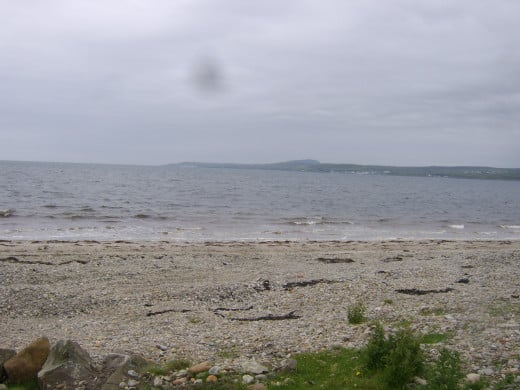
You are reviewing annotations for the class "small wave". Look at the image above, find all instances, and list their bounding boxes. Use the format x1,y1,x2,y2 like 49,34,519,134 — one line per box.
133,214,169,221
43,204,58,209
0,209,14,218
477,231,497,236
175,227,202,231
286,217,353,226
448,224,465,229
291,219,318,225
69,215,90,220
499,225,520,229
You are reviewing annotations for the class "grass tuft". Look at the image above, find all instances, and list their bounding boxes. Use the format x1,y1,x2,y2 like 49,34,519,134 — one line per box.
348,302,367,324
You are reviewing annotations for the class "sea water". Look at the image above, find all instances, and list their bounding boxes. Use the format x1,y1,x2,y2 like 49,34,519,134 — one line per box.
1,160,519,241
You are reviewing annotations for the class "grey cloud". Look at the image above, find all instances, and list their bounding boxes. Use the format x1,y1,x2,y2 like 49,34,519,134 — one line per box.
0,0,518,166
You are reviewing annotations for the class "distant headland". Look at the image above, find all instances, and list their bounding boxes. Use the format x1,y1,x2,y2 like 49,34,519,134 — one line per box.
170,159,520,181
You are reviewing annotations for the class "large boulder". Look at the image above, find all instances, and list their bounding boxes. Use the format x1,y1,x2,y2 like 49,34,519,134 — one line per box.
101,354,148,390
4,337,50,384
38,340,94,389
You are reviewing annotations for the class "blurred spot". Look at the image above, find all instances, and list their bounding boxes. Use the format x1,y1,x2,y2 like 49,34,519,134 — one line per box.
191,57,224,93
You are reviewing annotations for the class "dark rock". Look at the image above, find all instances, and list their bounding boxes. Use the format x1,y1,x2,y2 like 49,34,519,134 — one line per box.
253,279,271,292
457,278,470,284
4,337,50,384
0,349,16,382
38,340,94,390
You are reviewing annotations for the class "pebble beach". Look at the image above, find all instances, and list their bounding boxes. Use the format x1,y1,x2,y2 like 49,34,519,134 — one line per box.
1,239,519,383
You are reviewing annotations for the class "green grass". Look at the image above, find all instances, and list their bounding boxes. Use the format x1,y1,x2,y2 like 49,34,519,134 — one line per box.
348,302,367,324
270,348,380,389
165,358,191,371
5,380,39,390
63,324,491,390
217,346,240,359
420,332,450,344
140,358,191,376
494,374,516,390
426,348,463,389
267,325,477,390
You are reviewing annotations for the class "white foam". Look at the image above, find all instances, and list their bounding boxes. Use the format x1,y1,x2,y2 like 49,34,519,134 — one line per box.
499,225,520,229
448,224,465,229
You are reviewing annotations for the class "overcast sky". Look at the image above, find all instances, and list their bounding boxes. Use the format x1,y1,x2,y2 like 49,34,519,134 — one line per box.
1,0,519,167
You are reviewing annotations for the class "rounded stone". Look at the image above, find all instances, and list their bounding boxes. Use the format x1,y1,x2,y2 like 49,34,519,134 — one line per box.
127,369,139,378
466,373,481,383
242,374,255,384
188,361,212,374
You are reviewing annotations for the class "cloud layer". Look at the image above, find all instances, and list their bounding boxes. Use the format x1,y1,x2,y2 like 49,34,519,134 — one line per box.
1,0,519,166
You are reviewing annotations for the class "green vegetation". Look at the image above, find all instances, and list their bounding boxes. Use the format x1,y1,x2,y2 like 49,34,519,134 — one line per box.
142,358,191,376
188,316,202,324
426,348,463,389
217,345,240,359
97,324,496,389
495,374,517,390
165,358,191,371
269,325,484,390
348,302,367,324
5,380,39,390
174,160,520,181
421,332,450,344
364,324,424,388
489,301,520,319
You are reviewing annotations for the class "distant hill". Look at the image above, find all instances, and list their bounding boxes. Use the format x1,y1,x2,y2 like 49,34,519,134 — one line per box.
172,160,520,181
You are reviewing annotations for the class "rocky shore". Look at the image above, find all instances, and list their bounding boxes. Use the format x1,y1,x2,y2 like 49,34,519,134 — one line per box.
1,240,519,387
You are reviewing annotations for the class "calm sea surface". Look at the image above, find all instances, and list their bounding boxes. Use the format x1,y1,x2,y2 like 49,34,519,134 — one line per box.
1,160,519,241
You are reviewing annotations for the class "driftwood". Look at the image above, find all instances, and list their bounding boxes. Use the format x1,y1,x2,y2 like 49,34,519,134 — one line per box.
230,311,301,321
213,305,254,312
396,287,454,295
146,308,192,317
381,256,404,262
0,256,88,265
316,257,354,264
283,279,339,290
212,305,254,318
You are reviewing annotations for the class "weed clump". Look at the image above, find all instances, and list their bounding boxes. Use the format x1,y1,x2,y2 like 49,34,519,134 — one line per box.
364,323,424,389
427,348,463,389
347,302,366,324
